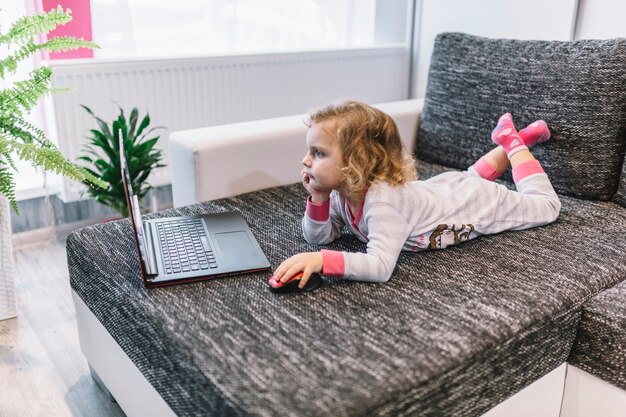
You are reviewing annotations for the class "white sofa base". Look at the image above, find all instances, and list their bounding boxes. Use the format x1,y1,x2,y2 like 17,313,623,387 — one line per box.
560,364,626,417
72,291,176,417
483,364,566,417
73,288,626,417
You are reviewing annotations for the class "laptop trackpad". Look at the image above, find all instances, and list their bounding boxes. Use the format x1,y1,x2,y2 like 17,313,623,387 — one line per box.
215,230,252,250
214,231,255,264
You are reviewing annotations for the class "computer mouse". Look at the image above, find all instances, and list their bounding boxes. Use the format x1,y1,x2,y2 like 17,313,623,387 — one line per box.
268,271,322,293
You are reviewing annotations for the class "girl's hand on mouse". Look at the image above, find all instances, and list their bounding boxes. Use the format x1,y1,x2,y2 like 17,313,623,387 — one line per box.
274,252,323,289
302,170,329,204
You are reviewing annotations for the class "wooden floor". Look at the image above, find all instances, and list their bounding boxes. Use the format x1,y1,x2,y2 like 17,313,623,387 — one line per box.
0,235,125,417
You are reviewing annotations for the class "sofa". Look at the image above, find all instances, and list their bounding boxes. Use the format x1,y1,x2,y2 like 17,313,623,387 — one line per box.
67,33,626,416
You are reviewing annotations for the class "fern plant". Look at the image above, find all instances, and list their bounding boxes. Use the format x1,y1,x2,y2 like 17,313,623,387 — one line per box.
0,6,106,214
78,105,165,217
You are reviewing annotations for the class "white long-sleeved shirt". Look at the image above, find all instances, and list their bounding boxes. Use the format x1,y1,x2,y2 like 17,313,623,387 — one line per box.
302,170,560,283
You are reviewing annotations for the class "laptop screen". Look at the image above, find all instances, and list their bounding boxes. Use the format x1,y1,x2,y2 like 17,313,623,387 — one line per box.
120,134,154,276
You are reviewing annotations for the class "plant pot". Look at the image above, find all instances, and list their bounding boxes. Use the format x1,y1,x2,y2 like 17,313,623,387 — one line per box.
0,195,17,321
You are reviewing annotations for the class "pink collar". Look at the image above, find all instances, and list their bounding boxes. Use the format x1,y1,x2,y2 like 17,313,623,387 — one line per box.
346,189,368,227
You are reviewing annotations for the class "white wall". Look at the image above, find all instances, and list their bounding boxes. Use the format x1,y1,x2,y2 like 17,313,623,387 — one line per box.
574,0,626,40
411,0,626,98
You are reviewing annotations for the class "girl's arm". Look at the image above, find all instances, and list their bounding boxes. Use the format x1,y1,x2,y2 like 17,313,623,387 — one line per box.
275,203,410,287
273,194,343,288
274,204,412,287
321,203,412,283
301,193,344,245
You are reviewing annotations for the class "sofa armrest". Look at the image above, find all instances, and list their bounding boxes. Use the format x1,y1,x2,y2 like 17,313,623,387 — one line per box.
169,98,424,207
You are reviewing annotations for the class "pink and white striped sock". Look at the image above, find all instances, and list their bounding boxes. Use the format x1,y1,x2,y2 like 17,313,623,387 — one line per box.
519,120,550,148
491,113,528,159
472,118,551,182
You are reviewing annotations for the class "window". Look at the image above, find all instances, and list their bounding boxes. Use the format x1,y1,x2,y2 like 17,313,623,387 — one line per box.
91,0,409,59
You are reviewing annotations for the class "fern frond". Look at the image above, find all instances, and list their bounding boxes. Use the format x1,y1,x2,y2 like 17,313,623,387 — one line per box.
0,119,32,144
0,66,52,115
0,37,98,78
0,166,18,214
0,135,18,172
0,5,71,46
0,41,38,78
0,151,18,172
42,36,99,53
9,140,106,189
0,115,49,145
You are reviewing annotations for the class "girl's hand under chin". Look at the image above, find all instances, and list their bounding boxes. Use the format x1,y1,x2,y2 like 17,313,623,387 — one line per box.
302,171,329,203
273,252,323,289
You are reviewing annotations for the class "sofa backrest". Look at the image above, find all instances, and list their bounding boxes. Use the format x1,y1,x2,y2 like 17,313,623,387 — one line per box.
416,32,626,202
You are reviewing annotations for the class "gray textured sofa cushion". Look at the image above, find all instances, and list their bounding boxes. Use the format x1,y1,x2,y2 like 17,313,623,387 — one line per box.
568,279,626,390
67,162,626,417
417,32,626,201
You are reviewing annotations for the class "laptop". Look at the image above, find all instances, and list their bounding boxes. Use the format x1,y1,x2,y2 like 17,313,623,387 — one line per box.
119,135,270,287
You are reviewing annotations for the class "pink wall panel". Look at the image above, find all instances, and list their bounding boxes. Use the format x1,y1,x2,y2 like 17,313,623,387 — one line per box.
38,0,93,59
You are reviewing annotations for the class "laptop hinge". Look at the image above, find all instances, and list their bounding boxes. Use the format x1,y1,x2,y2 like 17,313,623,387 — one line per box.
143,221,159,277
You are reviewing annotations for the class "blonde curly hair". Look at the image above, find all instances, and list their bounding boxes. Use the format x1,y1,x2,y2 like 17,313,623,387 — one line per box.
306,99,417,201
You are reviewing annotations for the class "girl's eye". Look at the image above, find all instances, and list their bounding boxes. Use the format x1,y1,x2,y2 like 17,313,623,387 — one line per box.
314,150,324,157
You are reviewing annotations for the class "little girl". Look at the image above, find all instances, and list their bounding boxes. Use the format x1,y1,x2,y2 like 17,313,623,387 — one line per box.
272,99,561,288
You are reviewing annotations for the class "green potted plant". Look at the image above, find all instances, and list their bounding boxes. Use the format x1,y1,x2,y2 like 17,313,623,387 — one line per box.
78,105,165,217
0,6,105,320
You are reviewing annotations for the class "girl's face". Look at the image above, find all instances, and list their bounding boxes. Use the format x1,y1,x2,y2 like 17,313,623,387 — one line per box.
302,120,346,194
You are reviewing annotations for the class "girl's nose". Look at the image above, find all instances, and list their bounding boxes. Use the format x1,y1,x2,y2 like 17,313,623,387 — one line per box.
302,154,311,167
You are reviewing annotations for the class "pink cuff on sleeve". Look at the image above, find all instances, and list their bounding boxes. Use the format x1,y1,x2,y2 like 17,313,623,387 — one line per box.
512,160,545,183
305,196,330,222
321,250,345,277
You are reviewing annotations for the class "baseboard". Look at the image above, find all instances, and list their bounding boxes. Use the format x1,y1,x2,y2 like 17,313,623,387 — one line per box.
12,218,108,249
12,201,174,250
12,184,173,236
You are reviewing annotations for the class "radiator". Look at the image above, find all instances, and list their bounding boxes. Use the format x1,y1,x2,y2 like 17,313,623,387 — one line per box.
49,46,409,202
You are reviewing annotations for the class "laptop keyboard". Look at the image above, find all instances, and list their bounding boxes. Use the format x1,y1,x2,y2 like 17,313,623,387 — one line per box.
156,219,218,275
